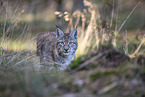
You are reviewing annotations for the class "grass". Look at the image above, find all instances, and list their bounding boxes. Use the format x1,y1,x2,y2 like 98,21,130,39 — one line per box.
0,0,144,69
0,66,68,97
0,40,36,51
0,0,145,97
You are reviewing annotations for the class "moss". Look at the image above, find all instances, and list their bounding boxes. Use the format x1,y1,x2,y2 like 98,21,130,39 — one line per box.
103,70,118,76
70,56,84,69
90,72,102,81
90,70,118,81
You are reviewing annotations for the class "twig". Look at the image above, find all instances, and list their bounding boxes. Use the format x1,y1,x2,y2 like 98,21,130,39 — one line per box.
73,50,108,72
98,82,118,95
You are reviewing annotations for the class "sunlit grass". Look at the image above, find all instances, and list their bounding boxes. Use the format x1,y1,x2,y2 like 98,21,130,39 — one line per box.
0,39,36,51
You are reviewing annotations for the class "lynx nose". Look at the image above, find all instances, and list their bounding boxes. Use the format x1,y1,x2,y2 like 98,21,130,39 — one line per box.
64,46,69,52
64,48,69,52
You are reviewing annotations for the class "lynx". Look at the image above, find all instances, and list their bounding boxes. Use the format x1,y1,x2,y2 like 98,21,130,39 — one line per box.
37,28,78,70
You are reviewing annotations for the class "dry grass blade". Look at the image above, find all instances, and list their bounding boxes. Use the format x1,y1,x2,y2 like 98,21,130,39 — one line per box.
13,54,35,67
2,1,8,42
78,8,98,55
124,30,129,55
110,0,115,28
129,34,145,58
116,1,141,36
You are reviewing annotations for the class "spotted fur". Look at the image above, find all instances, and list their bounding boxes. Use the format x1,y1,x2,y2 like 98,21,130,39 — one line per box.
37,28,78,70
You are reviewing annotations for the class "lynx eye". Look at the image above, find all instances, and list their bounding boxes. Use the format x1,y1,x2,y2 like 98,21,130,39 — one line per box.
58,42,64,45
69,42,75,45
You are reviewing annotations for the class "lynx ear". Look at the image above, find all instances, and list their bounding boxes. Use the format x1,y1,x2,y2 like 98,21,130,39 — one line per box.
70,28,78,39
56,28,64,40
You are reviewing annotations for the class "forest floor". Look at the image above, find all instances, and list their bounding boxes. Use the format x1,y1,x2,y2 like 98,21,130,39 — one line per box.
0,47,145,97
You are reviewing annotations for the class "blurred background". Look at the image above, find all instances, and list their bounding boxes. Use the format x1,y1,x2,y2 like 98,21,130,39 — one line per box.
0,0,145,97
1,0,145,30
0,0,145,53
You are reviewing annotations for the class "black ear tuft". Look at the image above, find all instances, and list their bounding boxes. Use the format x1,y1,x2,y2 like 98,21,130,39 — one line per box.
70,28,78,39
56,28,64,40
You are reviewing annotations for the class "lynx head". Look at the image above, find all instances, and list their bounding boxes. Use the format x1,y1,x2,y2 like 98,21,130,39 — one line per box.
56,28,78,57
